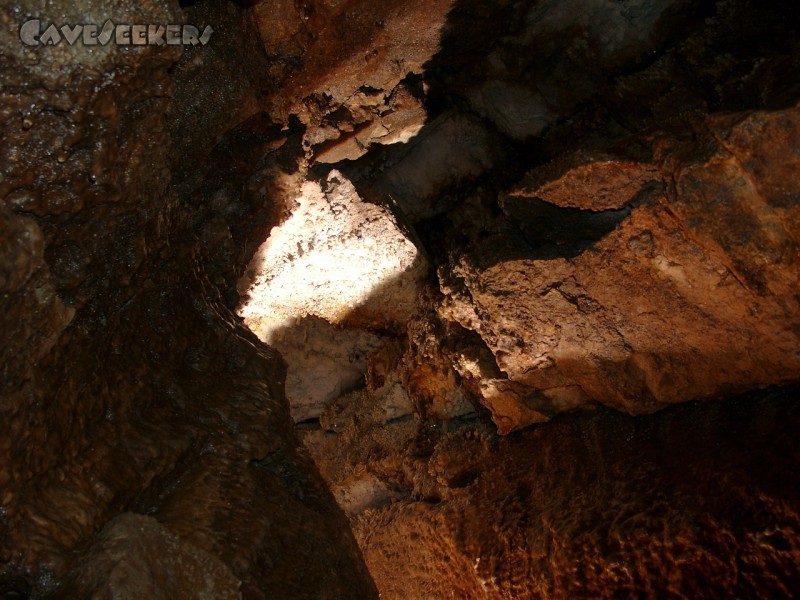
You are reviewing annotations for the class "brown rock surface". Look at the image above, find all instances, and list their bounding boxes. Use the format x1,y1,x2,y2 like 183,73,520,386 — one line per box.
353,388,800,599
252,0,453,117
1,0,377,597
2,0,800,597
510,150,662,211
437,105,800,430
63,513,242,599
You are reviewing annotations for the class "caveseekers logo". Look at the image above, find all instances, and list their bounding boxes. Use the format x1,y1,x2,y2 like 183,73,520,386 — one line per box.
20,19,213,47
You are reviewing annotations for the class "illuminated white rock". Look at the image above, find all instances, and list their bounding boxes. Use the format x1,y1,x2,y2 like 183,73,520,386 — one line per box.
237,170,427,421
238,170,426,343
269,316,383,422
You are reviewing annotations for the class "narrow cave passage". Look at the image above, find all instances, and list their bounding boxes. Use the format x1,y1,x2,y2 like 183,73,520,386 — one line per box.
1,0,800,598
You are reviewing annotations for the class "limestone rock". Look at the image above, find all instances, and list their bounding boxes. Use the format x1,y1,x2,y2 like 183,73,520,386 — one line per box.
312,85,427,164
354,389,800,599
269,316,383,423
0,1,380,596
509,150,662,211
467,81,556,141
358,111,506,221
238,170,427,337
2,0,800,597
252,0,454,117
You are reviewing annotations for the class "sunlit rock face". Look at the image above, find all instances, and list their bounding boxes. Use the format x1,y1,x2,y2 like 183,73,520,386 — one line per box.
237,171,427,421
238,170,426,340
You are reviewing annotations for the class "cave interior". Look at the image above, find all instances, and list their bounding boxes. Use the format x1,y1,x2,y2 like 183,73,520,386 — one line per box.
1,0,799,598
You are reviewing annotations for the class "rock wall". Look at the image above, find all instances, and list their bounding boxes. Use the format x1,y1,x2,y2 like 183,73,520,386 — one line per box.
1,0,799,598
1,1,377,597
353,388,800,599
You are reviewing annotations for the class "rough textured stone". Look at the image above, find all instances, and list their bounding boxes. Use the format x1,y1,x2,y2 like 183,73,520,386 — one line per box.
168,0,273,189
311,83,428,164
238,170,427,336
510,150,662,211
345,110,507,221
269,316,383,423
2,0,800,597
432,105,800,432
354,389,800,599
62,513,241,599
0,1,378,597
252,0,453,118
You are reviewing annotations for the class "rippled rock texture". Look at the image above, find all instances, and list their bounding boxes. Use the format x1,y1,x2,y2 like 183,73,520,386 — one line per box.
1,0,799,598
353,388,800,599
1,0,377,597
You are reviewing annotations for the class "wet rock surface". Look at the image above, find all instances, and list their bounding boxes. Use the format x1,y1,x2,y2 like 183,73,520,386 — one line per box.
1,0,799,597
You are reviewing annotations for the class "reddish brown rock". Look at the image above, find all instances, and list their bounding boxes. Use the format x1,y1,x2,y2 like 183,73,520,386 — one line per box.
2,0,800,597
0,1,378,597
509,150,662,211
438,105,800,430
253,0,453,117
354,390,800,599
